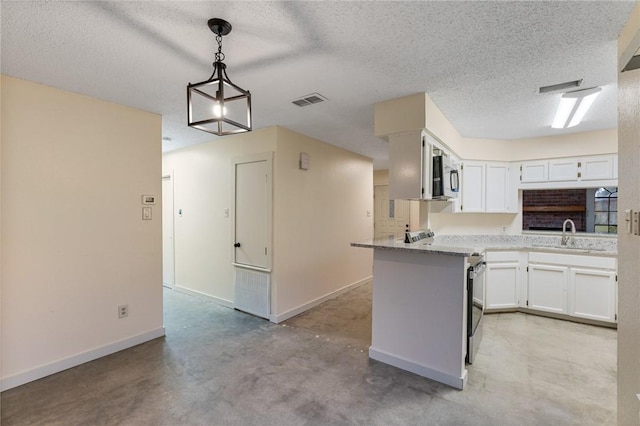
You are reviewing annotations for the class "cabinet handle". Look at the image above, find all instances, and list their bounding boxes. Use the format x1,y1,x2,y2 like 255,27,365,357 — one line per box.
234,242,241,248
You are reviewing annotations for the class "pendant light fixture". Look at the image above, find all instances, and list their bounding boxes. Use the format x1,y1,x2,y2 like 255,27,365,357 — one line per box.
187,18,252,136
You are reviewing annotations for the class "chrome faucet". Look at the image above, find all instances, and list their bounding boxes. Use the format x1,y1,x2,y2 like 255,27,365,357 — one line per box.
561,219,576,246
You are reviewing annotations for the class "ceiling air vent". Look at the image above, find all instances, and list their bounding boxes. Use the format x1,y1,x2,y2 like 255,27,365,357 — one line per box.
539,79,583,94
291,93,328,107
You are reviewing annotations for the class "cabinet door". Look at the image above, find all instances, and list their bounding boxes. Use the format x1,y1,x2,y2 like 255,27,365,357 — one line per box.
461,162,485,213
580,155,614,181
549,158,579,182
568,268,616,322
422,137,434,200
528,264,568,314
485,262,519,309
388,131,424,200
485,163,509,212
521,161,548,183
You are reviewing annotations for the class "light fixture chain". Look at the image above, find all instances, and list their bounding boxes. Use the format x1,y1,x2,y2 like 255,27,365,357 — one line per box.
215,34,225,63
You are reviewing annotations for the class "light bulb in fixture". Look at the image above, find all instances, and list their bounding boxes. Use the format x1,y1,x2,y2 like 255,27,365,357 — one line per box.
212,103,228,117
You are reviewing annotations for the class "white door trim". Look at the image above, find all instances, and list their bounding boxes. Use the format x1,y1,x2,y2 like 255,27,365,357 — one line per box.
162,173,175,289
231,152,273,271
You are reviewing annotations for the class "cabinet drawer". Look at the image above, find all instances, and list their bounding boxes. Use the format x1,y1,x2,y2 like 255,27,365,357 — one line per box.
528,252,616,269
485,251,520,262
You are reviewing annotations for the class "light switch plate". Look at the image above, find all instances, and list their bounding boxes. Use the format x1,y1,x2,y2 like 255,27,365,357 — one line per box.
299,152,310,170
142,207,152,220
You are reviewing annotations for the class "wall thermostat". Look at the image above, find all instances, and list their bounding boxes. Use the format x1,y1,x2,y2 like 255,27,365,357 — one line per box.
142,195,156,205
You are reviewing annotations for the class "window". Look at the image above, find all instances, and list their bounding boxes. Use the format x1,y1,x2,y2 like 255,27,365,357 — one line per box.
594,187,617,234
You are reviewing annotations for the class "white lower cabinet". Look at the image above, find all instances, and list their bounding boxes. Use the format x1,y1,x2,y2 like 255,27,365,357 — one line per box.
486,250,618,324
485,251,520,309
527,264,568,314
568,268,617,322
526,252,617,323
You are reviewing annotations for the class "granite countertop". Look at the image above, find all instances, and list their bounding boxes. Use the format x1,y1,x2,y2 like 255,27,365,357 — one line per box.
350,238,481,257
351,234,617,257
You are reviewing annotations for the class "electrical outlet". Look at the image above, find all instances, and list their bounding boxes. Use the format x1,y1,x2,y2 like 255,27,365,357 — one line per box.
118,304,129,319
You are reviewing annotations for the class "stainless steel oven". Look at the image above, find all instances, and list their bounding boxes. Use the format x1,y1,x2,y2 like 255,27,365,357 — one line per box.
466,255,485,364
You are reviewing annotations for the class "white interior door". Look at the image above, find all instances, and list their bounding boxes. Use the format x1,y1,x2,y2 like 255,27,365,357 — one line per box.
162,175,175,288
234,158,270,269
374,185,411,239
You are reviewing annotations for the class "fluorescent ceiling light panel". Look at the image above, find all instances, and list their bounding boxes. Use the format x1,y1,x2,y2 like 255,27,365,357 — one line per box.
551,87,602,129
551,97,577,128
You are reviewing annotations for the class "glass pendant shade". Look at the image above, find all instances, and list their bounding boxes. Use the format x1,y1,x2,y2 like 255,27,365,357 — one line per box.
187,19,252,136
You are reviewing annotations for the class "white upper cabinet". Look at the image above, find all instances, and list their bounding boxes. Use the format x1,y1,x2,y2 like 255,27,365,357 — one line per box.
521,160,548,183
580,155,615,181
519,154,617,189
461,161,516,213
461,161,485,212
388,131,459,201
388,131,430,200
485,163,510,212
549,158,579,181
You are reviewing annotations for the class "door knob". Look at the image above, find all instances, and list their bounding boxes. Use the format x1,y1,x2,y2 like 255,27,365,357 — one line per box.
234,242,241,248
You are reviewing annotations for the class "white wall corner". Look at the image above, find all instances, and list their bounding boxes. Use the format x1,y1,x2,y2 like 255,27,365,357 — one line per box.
270,277,372,323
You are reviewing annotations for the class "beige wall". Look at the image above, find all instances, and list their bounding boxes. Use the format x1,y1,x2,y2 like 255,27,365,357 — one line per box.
428,213,521,235
425,95,464,155
374,169,389,186
162,126,373,321
1,75,163,389
162,127,278,304
374,92,464,155
374,93,426,138
617,4,640,425
272,127,373,319
461,129,618,161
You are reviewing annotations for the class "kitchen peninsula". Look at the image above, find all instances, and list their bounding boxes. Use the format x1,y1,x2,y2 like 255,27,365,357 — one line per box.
352,238,481,390
352,233,617,389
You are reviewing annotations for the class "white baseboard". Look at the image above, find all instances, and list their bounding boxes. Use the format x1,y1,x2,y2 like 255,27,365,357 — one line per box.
369,346,467,390
0,327,165,392
174,285,234,309
270,276,372,323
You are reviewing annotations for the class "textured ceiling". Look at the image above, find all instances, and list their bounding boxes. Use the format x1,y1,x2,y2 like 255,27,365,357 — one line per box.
2,1,636,169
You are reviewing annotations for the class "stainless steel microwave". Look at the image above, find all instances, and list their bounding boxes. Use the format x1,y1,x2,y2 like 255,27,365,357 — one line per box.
432,155,460,199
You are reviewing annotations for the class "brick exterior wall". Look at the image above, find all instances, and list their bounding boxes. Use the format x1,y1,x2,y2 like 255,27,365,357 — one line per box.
522,189,587,231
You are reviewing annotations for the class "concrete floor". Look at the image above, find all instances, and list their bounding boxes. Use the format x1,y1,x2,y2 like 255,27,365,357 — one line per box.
1,282,617,425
